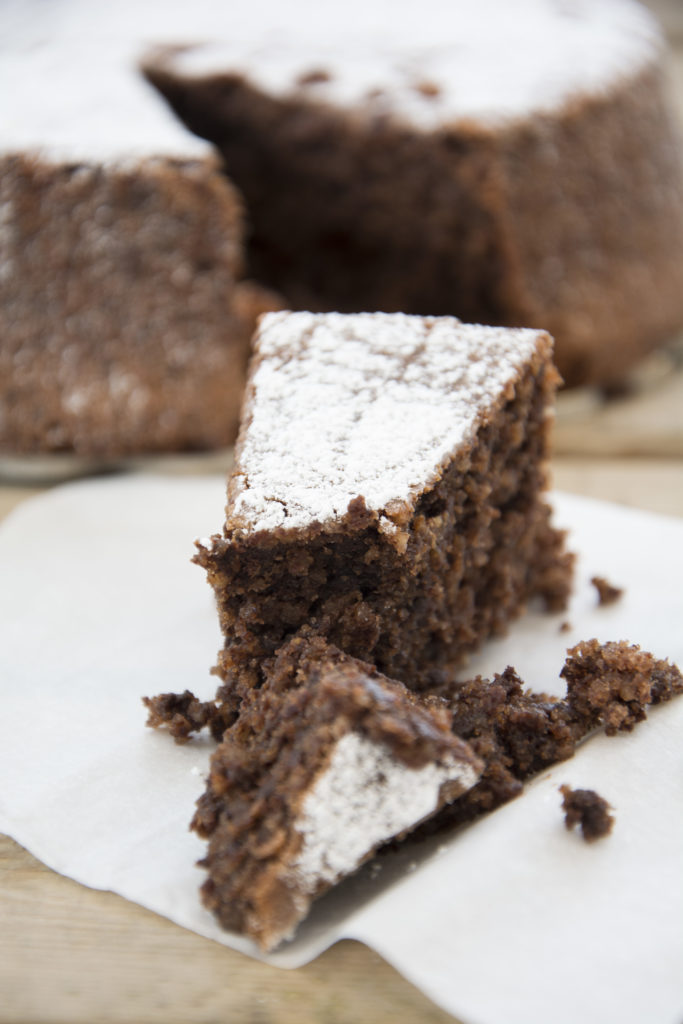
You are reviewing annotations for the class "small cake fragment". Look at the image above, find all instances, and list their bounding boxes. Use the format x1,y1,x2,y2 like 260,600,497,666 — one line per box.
143,689,232,743
418,640,683,833
190,631,482,951
560,638,683,736
560,786,615,842
195,310,573,715
590,576,624,607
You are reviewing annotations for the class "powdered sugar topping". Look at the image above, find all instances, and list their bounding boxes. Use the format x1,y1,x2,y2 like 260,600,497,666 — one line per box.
228,312,544,534
149,0,659,129
291,730,479,891
0,0,660,158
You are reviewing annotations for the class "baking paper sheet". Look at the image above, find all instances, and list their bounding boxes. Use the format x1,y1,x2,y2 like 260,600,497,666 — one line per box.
0,476,681,1024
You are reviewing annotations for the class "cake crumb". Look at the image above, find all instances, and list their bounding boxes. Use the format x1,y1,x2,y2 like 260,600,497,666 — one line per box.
142,690,234,743
560,785,614,841
591,575,624,606
559,620,571,633
296,68,332,87
414,80,441,98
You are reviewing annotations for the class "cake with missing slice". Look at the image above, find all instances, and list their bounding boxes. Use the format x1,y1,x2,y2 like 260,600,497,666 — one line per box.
143,0,683,389
194,310,573,720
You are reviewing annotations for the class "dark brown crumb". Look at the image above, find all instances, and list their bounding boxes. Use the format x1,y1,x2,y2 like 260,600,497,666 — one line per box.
559,620,571,633
414,80,441,98
296,69,332,87
590,576,624,606
142,690,235,743
560,785,614,841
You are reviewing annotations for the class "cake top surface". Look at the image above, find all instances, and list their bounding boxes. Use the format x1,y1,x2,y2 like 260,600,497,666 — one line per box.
0,5,209,162
142,0,660,128
1,0,660,154
226,312,547,536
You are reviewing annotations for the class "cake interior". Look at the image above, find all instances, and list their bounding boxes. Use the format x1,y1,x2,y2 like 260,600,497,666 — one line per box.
192,632,481,950
196,335,572,712
0,152,278,456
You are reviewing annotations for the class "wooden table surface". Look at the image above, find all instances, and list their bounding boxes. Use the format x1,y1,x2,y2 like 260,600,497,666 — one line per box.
3,3,683,1021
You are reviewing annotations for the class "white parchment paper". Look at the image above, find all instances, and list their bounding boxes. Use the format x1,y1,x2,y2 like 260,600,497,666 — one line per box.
0,476,681,1024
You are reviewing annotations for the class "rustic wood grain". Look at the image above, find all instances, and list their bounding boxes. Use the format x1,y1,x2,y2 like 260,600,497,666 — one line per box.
0,835,458,1024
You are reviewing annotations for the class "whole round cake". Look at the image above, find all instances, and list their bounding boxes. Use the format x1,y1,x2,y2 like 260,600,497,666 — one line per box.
143,0,683,388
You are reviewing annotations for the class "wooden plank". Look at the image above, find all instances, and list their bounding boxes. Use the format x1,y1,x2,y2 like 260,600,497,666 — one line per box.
0,835,456,1024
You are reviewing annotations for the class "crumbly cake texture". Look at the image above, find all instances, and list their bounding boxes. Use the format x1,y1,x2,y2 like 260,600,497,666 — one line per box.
194,311,573,708
417,639,683,835
0,25,283,457
188,632,482,952
0,153,280,456
560,786,615,843
145,636,682,947
142,0,683,389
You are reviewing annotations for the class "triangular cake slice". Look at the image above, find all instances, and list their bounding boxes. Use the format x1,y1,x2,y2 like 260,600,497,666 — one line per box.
192,630,483,951
196,311,573,714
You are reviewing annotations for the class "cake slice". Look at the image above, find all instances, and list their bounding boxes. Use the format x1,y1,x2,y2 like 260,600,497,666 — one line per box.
195,310,573,716
0,32,279,458
191,631,482,951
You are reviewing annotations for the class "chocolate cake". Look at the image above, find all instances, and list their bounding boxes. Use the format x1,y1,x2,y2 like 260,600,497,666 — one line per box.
193,310,573,719
187,631,482,951
146,634,683,947
0,32,279,458
419,639,683,833
143,0,683,389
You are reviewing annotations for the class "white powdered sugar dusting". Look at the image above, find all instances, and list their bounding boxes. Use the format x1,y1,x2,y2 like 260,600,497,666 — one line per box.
0,5,208,162
290,731,479,891
0,0,659,158
229,311,544,533
148,0,659,128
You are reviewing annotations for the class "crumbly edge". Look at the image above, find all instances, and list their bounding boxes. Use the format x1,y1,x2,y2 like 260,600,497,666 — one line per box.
415,638,683,836
189,633,481,949
195,340,572,707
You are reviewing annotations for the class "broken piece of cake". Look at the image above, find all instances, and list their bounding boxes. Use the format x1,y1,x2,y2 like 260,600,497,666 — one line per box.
145,634,682,948
194,310,573,719
191,631,482,951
